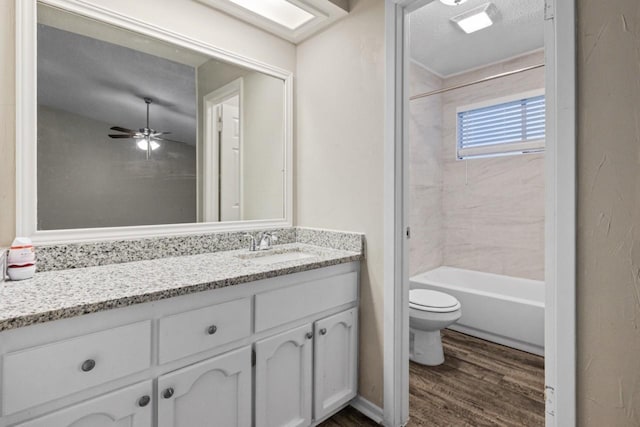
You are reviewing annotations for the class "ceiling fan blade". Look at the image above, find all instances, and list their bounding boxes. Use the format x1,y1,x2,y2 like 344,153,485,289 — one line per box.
109,134,134,139
151,131,171,137
154,137,186,144
110,126,136,133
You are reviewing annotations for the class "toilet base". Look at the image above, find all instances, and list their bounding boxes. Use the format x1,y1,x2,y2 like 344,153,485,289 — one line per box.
410,328,444,366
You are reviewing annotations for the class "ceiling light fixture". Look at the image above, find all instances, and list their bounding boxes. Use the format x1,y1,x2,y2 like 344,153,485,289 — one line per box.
451,3,498,34
137,138,160,151
440,0,468,6
226,0,315,30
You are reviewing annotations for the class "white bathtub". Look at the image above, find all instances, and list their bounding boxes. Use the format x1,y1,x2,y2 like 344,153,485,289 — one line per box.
410,266,545,356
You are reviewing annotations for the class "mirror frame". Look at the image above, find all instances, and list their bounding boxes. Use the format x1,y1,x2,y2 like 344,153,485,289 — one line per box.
16,0,294,244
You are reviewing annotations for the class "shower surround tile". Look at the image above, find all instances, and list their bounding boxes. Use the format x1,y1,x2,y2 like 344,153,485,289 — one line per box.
407,51,545,281
409,62,444,277
440,51,545,281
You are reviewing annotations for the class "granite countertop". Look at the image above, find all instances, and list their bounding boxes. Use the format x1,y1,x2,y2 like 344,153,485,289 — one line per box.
0,243,362,332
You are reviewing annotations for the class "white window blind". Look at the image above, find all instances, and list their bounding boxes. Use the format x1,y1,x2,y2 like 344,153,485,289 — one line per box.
457,94,546,159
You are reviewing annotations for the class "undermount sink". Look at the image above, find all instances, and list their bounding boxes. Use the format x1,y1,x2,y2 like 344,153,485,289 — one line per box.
236,249,316,265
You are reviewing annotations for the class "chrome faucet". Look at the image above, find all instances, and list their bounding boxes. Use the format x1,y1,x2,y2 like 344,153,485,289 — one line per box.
244,234,258,251
259,232,278,250
244,232,278,252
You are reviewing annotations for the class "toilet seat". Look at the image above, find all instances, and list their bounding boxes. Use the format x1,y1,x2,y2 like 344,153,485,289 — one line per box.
410,289,461,313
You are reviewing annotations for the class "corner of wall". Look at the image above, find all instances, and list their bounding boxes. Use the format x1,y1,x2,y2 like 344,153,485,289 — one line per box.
293,0,386,408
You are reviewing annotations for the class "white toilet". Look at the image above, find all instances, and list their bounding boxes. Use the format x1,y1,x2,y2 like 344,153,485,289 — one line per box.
409,289,462,366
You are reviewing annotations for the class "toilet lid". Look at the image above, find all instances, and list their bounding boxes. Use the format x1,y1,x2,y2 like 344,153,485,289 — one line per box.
410,289,461,313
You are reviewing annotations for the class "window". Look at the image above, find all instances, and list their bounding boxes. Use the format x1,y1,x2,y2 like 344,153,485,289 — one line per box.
456,91,545,160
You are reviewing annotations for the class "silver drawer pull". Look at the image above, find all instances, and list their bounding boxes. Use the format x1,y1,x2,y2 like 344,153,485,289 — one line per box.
138,395,151,407
320,328,327,336
162,387,175,399
81,359,96,372
305,332,313,340
207,325,218,335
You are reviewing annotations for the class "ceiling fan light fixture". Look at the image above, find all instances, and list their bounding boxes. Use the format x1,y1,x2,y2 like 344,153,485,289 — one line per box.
110,98,182,159
451,3,498,34
137,139,160,151
440,0,468,6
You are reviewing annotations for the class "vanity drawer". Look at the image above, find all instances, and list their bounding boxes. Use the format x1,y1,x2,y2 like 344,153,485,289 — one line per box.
2,320,152,415
254,272,358,332
158,297,252,364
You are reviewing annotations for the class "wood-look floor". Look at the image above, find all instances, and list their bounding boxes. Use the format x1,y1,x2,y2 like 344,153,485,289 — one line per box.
320,329,544,427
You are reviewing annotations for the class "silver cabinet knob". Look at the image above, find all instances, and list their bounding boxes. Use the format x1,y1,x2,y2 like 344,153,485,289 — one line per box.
81,359,96,372
305,332,313,340
207,325,218,335
320,328,327,336
138,395,151,407
162,387,175,399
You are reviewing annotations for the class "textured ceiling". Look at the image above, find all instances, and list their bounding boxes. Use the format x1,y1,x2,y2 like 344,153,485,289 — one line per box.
409,0,544,77
38,24,199,145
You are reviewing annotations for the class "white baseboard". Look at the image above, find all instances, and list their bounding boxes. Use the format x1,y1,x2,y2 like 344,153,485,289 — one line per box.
350,395,384,424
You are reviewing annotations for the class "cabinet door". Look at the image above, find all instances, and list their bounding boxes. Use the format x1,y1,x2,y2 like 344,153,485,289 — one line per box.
314,308,358,421
255,324,313,427
157,346,251,427
14,381,152,427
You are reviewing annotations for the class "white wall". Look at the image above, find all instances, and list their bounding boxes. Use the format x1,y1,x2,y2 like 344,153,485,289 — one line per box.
295,0,385,407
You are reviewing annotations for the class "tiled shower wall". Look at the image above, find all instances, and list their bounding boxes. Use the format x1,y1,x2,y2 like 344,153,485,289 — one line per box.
409,61,443,276
409,51,545,280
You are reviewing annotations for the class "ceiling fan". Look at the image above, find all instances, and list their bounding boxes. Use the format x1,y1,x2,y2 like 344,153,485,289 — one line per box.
108,97,184,159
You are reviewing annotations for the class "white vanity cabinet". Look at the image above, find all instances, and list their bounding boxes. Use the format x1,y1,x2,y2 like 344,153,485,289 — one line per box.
3,321,152,415
157,346,252,427
255,324,314,427
14,381,153,427
0,262,360,427
255,308,358,427
313,308,358,421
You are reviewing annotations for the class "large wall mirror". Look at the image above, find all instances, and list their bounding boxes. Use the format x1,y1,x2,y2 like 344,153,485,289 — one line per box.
17,1,292,242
